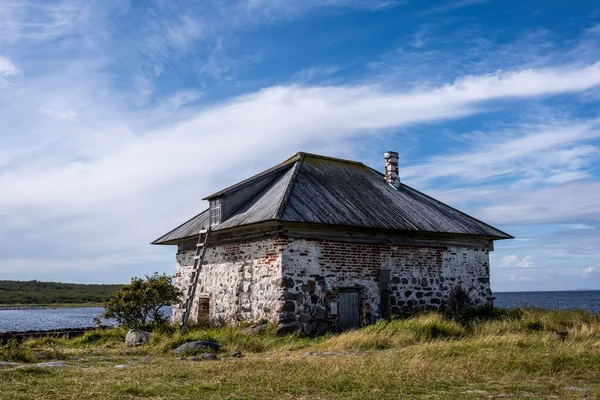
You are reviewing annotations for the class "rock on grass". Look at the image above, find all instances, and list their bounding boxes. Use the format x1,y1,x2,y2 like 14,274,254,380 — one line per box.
36,361,69,368
125,329,151,346
173,341,221,356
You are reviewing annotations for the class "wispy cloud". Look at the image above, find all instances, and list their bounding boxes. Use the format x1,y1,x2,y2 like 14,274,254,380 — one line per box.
499,255,535,269
419,0,489,15
475,182,600,225
0,56,20,76
0,1,91,45
564,266,600,278
293,65,341,83
403,120,600,187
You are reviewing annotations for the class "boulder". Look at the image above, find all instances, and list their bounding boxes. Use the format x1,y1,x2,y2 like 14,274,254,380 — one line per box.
240,324,267,335
300,320,328,336
125,329,151,346
276,322,300,335
173,341,221,356
36,361,68,368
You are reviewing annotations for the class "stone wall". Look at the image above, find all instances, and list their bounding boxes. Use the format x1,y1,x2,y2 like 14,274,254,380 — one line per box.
173,237,288,325
281,238,492,333
173,235,492,333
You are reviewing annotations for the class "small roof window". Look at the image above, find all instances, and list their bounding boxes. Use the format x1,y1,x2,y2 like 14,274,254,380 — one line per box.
209,198,222,226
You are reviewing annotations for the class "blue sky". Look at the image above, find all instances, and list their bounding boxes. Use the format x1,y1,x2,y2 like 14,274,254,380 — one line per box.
0,0,599,291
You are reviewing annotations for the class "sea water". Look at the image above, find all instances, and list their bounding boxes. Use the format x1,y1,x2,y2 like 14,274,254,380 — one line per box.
0,291,598,332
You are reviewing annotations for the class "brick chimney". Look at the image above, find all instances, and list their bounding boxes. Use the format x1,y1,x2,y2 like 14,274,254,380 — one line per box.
384,151,400,189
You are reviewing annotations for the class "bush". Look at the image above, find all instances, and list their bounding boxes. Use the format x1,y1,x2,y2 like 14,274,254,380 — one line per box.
0,339,35,363
447,285,473,311
99,273,182,329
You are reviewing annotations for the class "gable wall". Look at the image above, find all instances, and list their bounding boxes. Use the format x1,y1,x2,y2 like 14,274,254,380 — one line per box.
173,237,288,325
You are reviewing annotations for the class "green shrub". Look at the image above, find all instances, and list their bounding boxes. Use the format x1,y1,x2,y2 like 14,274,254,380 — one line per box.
99,273,181,329
0,339,35,363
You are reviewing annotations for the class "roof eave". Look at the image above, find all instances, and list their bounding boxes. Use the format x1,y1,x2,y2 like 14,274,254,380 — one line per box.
150,209,209,245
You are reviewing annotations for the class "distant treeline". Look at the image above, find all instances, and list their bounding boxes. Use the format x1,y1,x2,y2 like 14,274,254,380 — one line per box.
0,280,122,305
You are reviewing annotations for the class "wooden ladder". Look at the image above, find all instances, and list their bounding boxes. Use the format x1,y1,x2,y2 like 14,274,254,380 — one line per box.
180,227,211,334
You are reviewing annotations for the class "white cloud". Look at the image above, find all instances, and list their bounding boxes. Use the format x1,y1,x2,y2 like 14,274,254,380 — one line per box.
420,0,489,15
564,266,599,278
143,14,205,69
4,63,600,212
242,0,404,15
566,224,595,230
3,62,600,220
403,120,600,186
0,1,121,47
294,65,341,83
498,255,535,269
0,56,20,76
41,108,78,121
475,181,600,225
503,274,533,282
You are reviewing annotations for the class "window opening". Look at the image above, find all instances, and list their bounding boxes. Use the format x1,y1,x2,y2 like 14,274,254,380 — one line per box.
209,198,222,226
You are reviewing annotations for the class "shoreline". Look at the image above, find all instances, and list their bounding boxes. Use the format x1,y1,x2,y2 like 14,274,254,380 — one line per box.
0,303,103,311
0,326,103,342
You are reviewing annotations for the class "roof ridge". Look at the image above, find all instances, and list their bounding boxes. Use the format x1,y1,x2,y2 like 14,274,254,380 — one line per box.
273,153,304,219
298,152,365,166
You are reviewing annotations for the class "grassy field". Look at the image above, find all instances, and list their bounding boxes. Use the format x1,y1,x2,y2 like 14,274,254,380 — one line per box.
0,309,599,399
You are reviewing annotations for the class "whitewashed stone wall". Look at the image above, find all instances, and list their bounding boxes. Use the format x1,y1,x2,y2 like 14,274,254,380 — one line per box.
173,237,286,325
173,235,492,333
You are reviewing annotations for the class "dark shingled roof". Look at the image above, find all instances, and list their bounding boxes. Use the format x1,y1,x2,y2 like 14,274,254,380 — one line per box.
152,152,512,244
152,209,210,245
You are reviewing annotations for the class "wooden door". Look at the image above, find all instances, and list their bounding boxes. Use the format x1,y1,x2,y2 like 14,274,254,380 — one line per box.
197,297,210,324
339,291,360,330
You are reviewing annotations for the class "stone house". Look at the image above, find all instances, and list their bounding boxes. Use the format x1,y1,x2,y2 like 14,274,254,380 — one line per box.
152,152,512,334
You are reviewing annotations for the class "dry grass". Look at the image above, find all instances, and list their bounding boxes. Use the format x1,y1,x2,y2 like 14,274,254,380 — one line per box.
1,309,599,399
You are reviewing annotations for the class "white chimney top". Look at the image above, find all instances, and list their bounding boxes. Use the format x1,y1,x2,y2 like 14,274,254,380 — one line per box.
384,151,400,189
